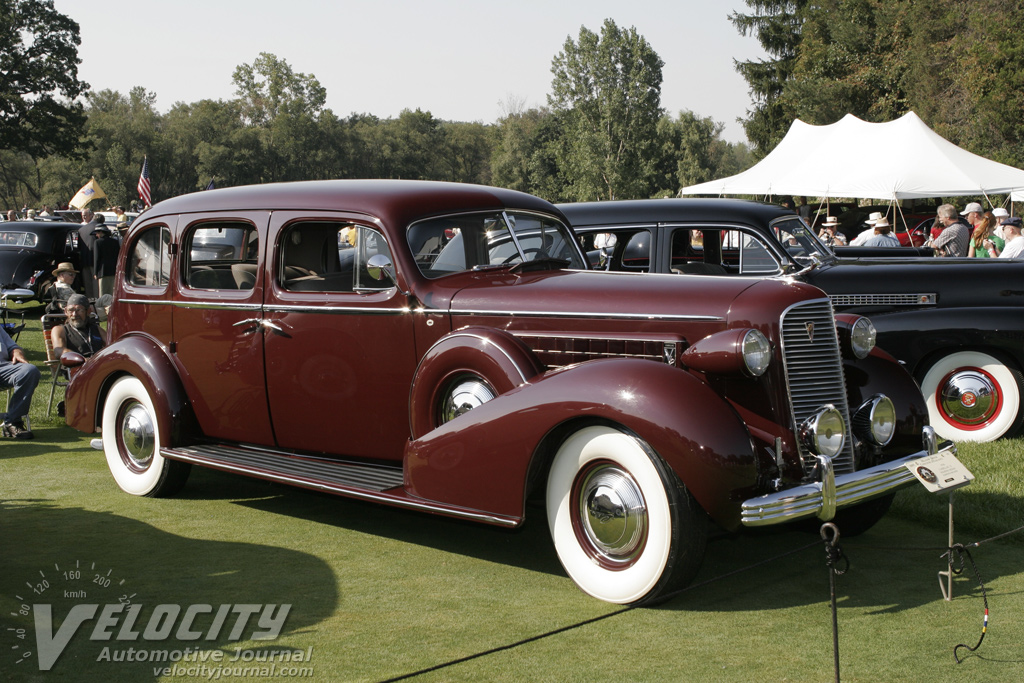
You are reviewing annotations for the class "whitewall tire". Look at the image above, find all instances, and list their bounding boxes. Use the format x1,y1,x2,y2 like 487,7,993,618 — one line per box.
546,425,706,605
102,376,190,497
919,351,1024,442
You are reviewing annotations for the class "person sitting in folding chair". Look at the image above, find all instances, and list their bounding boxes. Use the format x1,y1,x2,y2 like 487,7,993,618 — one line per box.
50,294,106,360
1,320,40,439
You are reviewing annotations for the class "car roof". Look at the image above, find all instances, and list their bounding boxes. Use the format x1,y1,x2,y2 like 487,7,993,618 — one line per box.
142,179,565,228
558,198,795,227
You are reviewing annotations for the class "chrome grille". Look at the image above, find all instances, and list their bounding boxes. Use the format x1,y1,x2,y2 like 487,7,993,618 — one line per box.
830,293,936,308
780,299,855,476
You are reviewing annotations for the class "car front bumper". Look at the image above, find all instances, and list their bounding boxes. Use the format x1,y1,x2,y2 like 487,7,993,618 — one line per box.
740,426,954,527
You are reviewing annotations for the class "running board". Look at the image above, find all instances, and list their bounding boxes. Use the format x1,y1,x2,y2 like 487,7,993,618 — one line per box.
161,443,520,527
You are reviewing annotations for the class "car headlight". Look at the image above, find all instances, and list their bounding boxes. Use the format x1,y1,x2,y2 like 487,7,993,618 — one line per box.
853,394,896,446
681,328,772,377
798,406,845,457
849,317,876,359
741,329,771,377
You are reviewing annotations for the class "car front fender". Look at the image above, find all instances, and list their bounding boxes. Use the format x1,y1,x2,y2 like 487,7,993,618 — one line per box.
404,357,758,529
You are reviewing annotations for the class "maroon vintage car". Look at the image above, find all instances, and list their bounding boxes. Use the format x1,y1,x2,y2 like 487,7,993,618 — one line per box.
66,180,952,604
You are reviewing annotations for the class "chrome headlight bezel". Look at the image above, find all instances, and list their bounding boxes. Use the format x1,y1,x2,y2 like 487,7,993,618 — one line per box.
798,405,846,458
853,394,896,446
741,329,771,377
849,317,877,359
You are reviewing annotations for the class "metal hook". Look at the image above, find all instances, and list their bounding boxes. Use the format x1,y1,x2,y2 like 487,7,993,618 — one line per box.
820,522,840,547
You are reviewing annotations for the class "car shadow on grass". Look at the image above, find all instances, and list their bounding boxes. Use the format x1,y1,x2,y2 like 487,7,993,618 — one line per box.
184,466,567,579
0,498,336,682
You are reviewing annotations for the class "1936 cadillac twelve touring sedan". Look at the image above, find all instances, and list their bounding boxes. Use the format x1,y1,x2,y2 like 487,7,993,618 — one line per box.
66,180,951,604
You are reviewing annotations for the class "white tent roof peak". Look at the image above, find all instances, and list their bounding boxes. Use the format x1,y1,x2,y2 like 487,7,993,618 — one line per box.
680,112,1024,200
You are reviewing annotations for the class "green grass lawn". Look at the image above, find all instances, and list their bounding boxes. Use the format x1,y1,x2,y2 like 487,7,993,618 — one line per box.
3,310,1023,682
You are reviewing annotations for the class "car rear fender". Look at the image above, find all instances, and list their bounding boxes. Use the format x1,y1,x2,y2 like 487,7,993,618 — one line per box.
65,334,199,446
404,357,758,529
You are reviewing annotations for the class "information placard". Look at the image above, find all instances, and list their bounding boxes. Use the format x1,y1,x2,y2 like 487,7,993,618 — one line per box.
906,450,974,493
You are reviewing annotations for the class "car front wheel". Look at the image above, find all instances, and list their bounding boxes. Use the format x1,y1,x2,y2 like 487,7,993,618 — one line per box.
919,351,1024,442
102,376,190,497
546,425,706,605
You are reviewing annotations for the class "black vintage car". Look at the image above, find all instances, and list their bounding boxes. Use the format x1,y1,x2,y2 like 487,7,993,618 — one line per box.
0,220,81,298
561,198,1024,443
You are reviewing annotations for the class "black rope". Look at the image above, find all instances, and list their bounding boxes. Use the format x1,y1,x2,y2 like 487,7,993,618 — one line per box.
376,538,822,683
821,523,848,683
947,544,989,664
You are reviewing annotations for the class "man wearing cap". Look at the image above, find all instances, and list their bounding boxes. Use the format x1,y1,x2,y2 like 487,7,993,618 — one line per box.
928,204,971,257
817,216,847,247
988,217,1024,259
1,321,40,439
51,293,106,360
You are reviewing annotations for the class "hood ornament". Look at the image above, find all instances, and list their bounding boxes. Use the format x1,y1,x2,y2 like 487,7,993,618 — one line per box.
805,321,815,342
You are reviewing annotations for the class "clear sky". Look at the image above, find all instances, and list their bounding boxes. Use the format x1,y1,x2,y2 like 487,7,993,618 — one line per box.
54,0,767,144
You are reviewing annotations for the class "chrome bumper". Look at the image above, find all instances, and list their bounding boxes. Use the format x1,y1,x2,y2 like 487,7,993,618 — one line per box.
740,427,955,527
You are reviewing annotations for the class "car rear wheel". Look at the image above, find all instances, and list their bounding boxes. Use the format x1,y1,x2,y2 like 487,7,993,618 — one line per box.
546,425,706,605
102,376,190,497
919,351,1024,442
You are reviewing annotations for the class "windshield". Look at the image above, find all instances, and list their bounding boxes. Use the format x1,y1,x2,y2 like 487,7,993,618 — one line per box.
408,211,586,279
772,217,832,265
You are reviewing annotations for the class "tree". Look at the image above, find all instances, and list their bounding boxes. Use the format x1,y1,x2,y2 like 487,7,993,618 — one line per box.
730,1,808,157
0,0,89,158
549,19,665,200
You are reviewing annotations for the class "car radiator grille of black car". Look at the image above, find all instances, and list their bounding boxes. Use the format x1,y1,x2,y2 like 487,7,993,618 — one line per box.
779,299,856,477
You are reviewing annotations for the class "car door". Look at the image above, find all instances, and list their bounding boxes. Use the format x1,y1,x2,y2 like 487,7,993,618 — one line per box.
262,211,417,461
171,212,274,445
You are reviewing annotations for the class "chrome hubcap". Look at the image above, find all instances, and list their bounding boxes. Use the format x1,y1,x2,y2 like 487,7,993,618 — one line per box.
440,377,495,423
120,402,155,470
939,368,1000,427
575,464,647,567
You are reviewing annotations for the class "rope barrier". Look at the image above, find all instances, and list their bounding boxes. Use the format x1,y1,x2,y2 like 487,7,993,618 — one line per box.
376,523,1023,682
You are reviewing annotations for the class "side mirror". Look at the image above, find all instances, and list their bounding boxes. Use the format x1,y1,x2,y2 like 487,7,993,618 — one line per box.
60,351,86,368
366,253,396,284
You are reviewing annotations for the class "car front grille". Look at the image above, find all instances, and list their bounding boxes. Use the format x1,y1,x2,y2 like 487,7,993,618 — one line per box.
779,299,855,477
829,293,936,308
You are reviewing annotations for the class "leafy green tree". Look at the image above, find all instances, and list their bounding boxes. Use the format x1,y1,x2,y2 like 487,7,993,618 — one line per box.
549,19,665,200
0,0,89,159
81,88,160,204
730,1,808,156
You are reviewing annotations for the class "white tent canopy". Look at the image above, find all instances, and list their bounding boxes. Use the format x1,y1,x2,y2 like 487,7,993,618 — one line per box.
680,112,1024,201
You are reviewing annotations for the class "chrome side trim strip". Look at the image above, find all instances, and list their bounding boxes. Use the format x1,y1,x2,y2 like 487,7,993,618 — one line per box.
450,308,723,322
739,447,955,527
162,448,520,527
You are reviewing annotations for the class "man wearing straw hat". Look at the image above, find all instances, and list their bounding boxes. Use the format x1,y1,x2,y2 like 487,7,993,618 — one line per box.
817,216,847,247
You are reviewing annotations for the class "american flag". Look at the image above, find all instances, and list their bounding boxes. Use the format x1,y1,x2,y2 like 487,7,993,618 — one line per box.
137,156,152,206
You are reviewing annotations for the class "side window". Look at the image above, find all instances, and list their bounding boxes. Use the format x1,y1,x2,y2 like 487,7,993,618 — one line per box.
127,226,171,287
578,230,651,271
723,230,781,274
280,222,393,293
184,222,259,290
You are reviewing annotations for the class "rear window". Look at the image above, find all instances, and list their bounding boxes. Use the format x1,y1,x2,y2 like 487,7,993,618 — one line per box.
0,231,38,247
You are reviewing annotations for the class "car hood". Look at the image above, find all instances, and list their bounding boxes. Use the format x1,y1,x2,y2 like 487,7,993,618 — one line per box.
809,257,1024,308
447,269,826,327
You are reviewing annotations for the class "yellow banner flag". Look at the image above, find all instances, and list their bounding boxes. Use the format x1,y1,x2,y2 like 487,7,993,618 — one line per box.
69,178,107,209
